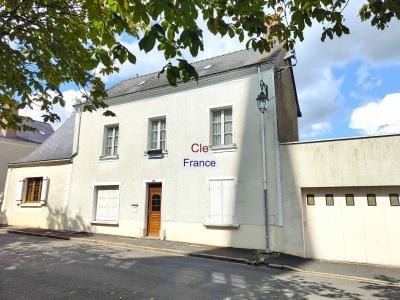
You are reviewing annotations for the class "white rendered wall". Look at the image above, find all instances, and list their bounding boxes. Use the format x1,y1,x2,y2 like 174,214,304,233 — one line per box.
67,68,281,249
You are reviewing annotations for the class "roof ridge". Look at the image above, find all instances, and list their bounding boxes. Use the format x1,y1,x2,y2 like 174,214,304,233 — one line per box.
117,48,251,84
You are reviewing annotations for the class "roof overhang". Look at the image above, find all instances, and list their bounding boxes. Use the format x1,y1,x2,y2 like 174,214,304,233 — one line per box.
7,158,72,168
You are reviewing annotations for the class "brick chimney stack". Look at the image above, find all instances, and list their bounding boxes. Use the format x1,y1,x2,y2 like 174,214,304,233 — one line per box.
1,106,18,138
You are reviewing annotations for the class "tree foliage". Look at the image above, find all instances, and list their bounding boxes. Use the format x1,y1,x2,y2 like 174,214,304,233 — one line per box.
0,0,398,130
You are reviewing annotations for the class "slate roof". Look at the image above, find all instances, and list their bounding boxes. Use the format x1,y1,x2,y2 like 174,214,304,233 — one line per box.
9,114,75,165
106,44,284,99
0,120,54,144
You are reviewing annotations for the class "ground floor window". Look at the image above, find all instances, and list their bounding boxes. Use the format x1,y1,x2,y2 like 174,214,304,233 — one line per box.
94,185,120,223
208,179,237,225
24,177,43,203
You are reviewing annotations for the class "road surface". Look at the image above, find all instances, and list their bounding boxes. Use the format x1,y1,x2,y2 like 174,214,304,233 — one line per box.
0,233,397,299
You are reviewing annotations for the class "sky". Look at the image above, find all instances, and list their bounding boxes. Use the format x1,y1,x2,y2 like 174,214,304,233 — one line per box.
20,2,400,141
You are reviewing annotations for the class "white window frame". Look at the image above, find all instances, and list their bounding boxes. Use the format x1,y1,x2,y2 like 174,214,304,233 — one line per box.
92,182,121,225
17,176,49,208
102,124,119,158
148,117,166,151
210,107,234,147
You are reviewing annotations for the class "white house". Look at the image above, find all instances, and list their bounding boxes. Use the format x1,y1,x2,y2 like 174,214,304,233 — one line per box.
2,43,400,267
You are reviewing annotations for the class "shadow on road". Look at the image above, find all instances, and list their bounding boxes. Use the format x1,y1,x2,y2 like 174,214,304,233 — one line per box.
0,234,398,299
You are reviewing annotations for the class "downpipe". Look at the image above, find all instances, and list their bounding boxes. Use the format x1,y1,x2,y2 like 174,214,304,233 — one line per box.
258,66,271,253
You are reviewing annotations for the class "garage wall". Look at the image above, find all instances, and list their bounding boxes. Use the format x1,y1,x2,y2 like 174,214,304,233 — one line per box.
1,163,73,229
303,187,400,266
279,134,400,257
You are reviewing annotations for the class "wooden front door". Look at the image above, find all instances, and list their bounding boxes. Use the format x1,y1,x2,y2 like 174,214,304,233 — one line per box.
147,185,162,237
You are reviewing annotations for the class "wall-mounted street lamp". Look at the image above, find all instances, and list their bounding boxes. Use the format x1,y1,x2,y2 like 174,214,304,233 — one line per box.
256,75,271,253
256,80,270,114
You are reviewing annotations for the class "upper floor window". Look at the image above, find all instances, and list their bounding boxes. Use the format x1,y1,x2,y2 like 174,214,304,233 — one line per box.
211,107,233,147
103,125,119,157
149,118,166,150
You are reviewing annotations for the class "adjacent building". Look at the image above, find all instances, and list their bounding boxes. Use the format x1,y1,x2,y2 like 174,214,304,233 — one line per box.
0,120,53,196
1,44,399,267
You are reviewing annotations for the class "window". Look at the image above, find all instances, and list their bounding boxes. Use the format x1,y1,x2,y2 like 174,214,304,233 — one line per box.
325,194,334,206
24,177,43,203
149,118,166,150
389,194,399,206
345,194,355,206
103,125,119,157
211,108,233,146
94,186,120,223
306,194,315,206
208,179,236,225
367,194,376,206
151,194,161,211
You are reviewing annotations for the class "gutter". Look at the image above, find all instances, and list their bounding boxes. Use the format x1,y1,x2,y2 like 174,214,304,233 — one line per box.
7,158,72,168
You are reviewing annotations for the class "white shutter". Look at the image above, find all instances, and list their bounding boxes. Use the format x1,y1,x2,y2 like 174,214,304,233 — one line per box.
15,178,24,204
40,176,49,204
221,180,236,224
209,180,222,224
95,187,119,222
208,179,236,225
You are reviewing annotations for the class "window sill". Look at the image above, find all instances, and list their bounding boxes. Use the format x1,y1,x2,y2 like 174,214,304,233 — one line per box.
144,149,168,159
99,155,119,162
204,223,240,229
210,144,237,153
91,220,119,226
20,202,43,208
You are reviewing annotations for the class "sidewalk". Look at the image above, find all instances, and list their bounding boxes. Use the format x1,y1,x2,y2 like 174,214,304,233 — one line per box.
3,226,400,285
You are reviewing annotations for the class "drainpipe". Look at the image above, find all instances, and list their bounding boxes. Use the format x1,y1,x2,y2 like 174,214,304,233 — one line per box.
65,106,83,227
258,66,271,253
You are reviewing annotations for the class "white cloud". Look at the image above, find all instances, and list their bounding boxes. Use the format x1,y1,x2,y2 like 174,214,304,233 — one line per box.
301,122,332,138
349,93,400,135
19,89,82,129
298,69,343,138
356,64,382,91
293,2,400,138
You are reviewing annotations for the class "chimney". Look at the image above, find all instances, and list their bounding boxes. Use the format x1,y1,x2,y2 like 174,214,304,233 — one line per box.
1,106,18,138
0,125,17,138
264,15,280,44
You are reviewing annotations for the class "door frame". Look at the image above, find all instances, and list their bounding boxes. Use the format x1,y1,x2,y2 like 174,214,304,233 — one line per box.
143,179,165,237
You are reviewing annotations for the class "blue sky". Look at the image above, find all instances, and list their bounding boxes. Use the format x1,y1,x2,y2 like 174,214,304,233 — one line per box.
21,2,400,140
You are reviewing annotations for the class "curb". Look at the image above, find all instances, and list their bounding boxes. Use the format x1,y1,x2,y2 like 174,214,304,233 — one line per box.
188,252,250,265
263,263,400,287
7,230,71,240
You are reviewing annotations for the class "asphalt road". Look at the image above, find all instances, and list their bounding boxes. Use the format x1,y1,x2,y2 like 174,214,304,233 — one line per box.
0,233,398,299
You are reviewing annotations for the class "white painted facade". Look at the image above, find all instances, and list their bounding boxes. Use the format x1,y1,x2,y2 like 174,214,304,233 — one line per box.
66,66,281,250
2,48,399,267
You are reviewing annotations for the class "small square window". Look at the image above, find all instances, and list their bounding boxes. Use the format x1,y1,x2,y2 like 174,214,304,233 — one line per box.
367,194,376,206
306,194,315,206
325,194,334,206
389,194,400,206
345,194,354,206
